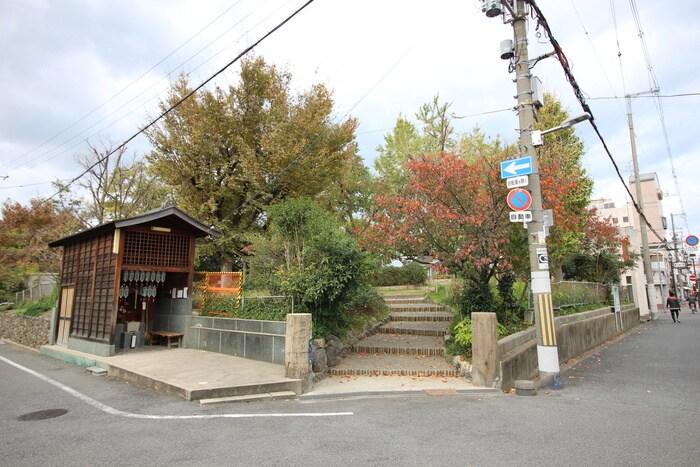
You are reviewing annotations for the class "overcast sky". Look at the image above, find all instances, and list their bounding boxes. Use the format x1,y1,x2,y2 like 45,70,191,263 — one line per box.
2,0,699,244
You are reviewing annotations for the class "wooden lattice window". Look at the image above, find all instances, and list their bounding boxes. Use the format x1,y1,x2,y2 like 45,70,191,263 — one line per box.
122,230,190,268
60,243,80,287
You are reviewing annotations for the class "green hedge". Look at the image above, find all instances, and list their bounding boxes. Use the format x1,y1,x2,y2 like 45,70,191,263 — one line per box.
369,263,428,287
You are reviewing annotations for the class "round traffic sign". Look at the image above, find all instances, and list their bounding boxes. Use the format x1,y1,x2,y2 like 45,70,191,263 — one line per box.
686,235,699,246
507,188,532,211
690,274,697,282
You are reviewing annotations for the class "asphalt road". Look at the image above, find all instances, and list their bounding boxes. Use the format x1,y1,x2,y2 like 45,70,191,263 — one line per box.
1,309,699,466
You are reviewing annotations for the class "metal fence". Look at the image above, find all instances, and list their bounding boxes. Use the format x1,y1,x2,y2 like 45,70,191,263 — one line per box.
549,281,632,309
15,282,56,304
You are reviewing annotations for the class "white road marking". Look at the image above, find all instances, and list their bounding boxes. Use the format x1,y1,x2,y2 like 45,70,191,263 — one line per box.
0,355,352,420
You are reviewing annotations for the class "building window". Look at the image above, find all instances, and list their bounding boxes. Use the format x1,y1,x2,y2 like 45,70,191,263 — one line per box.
622,216,629,223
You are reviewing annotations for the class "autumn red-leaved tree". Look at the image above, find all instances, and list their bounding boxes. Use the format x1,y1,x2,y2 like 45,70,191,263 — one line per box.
361,151,513,286
561,208,636,283
0,199,83,301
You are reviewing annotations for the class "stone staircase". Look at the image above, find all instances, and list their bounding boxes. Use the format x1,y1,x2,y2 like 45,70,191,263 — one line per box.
328,292,459,376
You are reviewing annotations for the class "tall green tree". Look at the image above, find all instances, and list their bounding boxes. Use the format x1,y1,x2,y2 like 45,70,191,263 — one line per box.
315,153,374,231
373,116,422,195
374,95,459,196
145,56,358,269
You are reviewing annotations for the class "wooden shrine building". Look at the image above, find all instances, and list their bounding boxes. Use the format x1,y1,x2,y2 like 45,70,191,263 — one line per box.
48,206,216,356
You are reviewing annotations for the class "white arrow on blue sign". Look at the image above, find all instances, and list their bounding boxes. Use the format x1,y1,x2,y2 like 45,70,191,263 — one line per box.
500,156,533,179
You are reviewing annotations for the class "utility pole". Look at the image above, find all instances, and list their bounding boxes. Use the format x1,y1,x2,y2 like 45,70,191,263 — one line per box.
512,0,560,389
481,0,562,389
627,90,660,320
670,214,677,295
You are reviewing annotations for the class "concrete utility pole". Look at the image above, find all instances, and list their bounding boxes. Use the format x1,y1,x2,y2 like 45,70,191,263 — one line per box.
627,90,660,320
670,213,684,296
481,0,562,389
511,0,561,389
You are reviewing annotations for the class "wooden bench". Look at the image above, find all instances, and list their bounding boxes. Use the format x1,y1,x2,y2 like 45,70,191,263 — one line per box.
150,331,183,349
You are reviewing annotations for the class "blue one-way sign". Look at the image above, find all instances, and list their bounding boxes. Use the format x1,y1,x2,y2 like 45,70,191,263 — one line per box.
500,156,533,179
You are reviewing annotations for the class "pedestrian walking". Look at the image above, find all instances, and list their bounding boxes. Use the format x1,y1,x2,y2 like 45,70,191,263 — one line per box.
666,291,681,323
688,294,697,314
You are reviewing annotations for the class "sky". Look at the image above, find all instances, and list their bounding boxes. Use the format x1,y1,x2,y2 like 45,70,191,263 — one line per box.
2,0,699,244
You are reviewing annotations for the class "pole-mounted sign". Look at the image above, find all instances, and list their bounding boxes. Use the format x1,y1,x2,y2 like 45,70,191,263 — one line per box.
686,235,699,247
500,156,533,179
506,188,532,211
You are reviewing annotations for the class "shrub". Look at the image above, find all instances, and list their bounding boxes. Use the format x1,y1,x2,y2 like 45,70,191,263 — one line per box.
339,284,386,320
19,290,57,317
446,316,511,358
201,293,240,316
369,263,428,287
457,280,494,318
239,296,291,321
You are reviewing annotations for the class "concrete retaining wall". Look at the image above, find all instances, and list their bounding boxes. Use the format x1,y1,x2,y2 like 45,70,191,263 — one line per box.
498,305,640,391
185,316,286,365
0,313,51,348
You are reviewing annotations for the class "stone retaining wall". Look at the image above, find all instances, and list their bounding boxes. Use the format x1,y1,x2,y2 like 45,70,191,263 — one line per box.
0,313,51,348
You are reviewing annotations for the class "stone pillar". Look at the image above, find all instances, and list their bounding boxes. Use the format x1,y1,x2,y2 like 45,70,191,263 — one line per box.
471,312,499,388
285,313,313,393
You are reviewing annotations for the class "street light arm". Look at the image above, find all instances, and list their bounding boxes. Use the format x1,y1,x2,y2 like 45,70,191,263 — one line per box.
533,112,592,144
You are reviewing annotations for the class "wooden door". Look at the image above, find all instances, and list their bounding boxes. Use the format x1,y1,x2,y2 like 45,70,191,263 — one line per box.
56,287,74,345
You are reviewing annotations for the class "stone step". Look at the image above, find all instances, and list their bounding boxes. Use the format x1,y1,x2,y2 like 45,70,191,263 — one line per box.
388,303,448,313
380,321,448,336
328,353,458,377
352,333,445,357
384,297,429,305
389,312,452,322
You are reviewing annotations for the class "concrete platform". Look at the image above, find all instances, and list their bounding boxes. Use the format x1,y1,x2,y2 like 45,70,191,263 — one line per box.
38,343,496,403
41,345,301,401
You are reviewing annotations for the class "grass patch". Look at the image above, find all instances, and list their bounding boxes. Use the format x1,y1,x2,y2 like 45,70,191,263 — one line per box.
427,283,454,307
16,292,57,317
554,302,611,316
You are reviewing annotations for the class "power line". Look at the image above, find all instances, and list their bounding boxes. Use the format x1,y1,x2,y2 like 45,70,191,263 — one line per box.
628,0,687,233
43,0,317,205
0,0,317,236
1,0,283,179
526,0,664,243
589,92,700,100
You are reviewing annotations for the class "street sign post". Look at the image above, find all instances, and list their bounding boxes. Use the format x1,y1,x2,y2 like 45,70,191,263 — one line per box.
500,156,533,179
686,235,699,247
